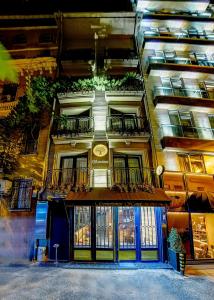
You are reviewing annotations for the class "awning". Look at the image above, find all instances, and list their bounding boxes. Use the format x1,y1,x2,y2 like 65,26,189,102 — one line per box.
65,188,171,206
188,191,214,212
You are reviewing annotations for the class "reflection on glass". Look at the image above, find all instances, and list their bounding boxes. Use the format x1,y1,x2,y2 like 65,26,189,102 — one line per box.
74,206,91,247
118,207,135,248
141,207,157,248
96,207,113,248
192,214,214,259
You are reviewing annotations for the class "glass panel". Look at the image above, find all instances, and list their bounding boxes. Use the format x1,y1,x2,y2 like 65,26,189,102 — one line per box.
10,179,32,209
192,214,214,259
74,206,91,248
96,207,113,248
178,154,191,172
76,157,88,185
141,207,157,248
190,155,205,173
61,158,74,185
118,207,135,249
128,157,142,184
113,157,127,184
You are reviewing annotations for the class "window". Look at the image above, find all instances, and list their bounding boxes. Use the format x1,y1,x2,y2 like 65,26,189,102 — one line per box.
12,34,27,45
22,125,40,154
60,155,88,187
96,207,113,248
39,32,54,44
178,154,206,173
141,207,157,248
74,206,91,247
110,109,138,134
10,179,32,210
168,111,197,138
113,154,142,185
0,84,18,102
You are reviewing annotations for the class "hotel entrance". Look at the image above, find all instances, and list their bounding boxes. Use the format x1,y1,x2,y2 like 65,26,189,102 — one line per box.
72,206,163,262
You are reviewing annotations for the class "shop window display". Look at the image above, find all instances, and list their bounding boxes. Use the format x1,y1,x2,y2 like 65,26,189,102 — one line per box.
192,214,214,259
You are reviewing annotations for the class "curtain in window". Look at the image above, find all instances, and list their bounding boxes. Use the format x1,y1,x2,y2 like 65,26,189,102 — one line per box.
76,157,88,185
113,157,126,184
61,158,74,185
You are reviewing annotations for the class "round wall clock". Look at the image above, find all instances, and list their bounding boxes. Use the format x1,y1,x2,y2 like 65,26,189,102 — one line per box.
93,144,108,157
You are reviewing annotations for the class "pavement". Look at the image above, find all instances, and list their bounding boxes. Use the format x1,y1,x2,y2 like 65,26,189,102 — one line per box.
0,264,214,300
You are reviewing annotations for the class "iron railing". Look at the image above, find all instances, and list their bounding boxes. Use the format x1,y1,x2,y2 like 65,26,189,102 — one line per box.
153,86,212,99
106,116,149,135
45,167,159,193
160,124,214,140
54,116,94,136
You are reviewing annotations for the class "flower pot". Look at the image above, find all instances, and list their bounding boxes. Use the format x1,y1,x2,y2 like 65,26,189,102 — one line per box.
168,248,180,271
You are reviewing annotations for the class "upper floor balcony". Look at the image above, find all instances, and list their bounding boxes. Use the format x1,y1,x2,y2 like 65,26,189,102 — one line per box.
106,115,149,139
146,53,214,75
140,27,214,47
153,85,214,108
160,124,214,151
45,166,158,196
52,116,94,143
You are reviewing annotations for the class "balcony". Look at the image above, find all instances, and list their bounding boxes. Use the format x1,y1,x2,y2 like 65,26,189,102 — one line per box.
46,167,158,195
52,116,94,141
106,116,149,137
153,86,214,108
160,124,214,152
146,56,214,75
141,28,214,46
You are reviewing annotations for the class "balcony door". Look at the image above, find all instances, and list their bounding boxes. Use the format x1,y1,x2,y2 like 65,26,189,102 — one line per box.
110,109,137,134
60,155,88,187
113,154,142,185
169,111,198,138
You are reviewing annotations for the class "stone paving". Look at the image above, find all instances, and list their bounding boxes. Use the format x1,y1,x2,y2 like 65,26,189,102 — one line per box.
0,264,214,300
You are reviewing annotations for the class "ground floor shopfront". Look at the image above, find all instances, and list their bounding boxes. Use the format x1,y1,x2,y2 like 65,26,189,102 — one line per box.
47,203,167,263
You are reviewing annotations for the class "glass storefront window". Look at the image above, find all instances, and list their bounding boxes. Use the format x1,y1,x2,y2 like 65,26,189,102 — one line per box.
74,206,91,247
118,207,136,249
167,212,191,259
141,207,157,248
192,214,214,259
96,207,113,248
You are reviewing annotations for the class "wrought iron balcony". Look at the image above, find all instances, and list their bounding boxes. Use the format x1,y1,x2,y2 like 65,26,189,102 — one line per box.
53,116,94,137
45,167,159,195
106,116,149,135
153,86,211,99
160,124,214,140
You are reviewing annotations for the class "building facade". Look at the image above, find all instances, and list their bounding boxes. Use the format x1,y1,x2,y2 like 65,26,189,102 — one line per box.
0,0,213,264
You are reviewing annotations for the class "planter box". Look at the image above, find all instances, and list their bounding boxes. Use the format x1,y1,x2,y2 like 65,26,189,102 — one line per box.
168,249,186,274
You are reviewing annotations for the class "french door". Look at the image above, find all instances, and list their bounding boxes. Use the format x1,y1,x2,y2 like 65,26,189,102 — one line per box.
72,206,161,262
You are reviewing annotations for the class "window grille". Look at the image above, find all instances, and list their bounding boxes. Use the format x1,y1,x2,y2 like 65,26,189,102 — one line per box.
10,179,32,210
141,207,157,248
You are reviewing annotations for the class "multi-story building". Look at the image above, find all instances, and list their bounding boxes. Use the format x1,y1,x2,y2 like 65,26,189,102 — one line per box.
0,0,213,264
0,13,57,262
137,0,214,261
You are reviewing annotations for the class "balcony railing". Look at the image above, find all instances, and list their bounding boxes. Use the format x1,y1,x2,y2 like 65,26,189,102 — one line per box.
45,167,159,194
54,116,94,137
160,124,214,140
106,116,149,135
148,56,214,67
153,86,212,99
142,28,214,40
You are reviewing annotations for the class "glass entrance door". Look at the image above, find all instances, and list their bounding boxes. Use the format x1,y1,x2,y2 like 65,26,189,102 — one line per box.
118,207,137,261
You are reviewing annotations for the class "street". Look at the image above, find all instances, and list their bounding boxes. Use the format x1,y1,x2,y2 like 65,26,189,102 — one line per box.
0,264,214,300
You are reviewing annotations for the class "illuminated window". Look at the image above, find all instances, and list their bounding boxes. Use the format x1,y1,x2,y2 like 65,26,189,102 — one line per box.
74,206,91,248
178,154,206,173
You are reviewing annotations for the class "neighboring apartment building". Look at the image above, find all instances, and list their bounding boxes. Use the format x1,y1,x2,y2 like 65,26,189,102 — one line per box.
0,14,57,262
137,0,214,260
0,0,213,264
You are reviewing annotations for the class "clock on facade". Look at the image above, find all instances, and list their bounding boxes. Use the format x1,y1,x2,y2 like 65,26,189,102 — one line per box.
93,144,108,157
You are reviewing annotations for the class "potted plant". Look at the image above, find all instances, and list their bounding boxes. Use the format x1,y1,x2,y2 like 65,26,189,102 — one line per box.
168,227,186,274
